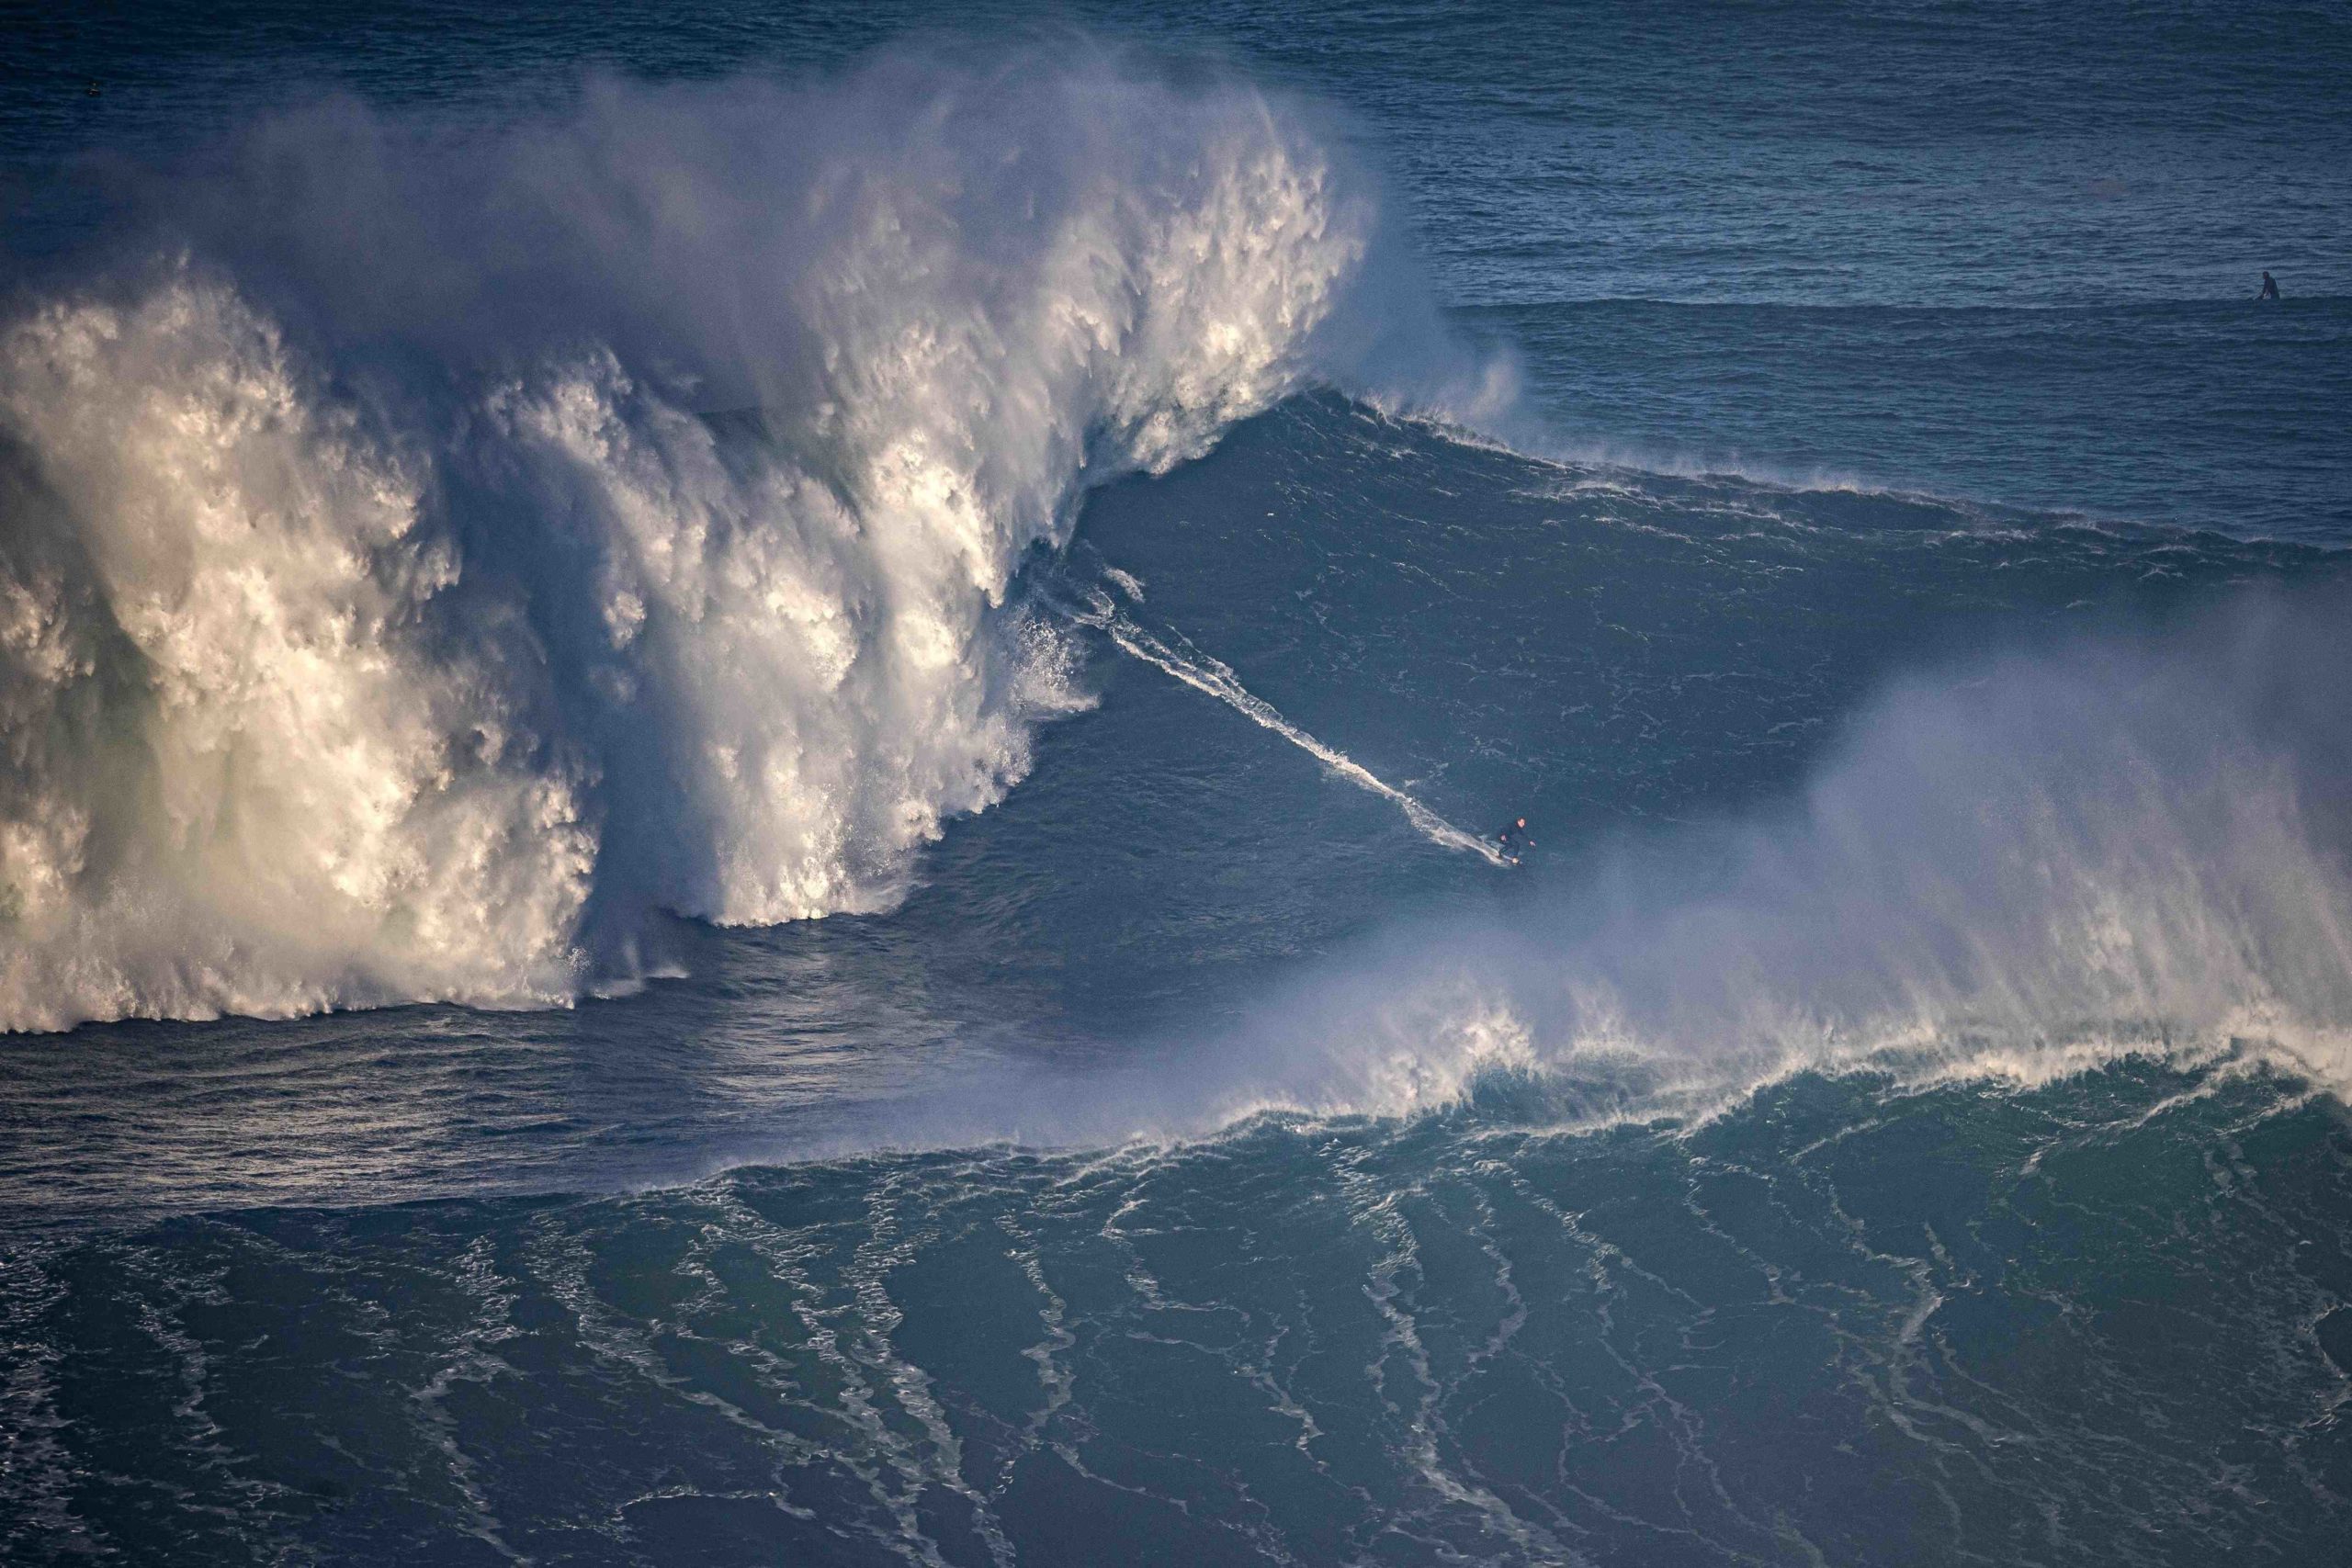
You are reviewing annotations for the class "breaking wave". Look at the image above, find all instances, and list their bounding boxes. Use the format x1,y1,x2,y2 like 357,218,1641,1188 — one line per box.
0,51,1486,1032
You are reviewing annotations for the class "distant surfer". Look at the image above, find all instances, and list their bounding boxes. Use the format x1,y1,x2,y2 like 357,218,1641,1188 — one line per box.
2258,271,2281,301
1494,817,1533,864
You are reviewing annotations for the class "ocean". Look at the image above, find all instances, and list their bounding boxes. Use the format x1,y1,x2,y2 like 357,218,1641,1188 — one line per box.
3,3,2350,1562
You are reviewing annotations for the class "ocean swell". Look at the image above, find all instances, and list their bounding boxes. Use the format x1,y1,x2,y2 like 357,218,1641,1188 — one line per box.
0,53,1432,1032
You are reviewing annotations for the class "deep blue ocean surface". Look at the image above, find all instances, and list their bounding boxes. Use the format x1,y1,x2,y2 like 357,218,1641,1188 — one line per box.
4,4,2351,1562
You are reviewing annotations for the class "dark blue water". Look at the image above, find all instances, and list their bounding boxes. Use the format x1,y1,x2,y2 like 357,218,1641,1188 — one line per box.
5,5,2352,1562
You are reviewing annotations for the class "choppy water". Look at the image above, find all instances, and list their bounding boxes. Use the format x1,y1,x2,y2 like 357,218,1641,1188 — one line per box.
5,4,2351,1563
12,1068,2351,1565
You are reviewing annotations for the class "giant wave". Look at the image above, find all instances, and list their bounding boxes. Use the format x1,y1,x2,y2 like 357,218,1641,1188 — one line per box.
0,51,1485,1032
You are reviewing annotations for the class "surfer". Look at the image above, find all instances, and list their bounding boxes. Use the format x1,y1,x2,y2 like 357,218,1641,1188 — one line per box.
2258,271,2281,300
1494,817,1533,863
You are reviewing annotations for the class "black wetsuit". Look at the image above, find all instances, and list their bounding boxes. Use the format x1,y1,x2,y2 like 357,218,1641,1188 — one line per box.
1495,824,1532,860
2260,274,2281,300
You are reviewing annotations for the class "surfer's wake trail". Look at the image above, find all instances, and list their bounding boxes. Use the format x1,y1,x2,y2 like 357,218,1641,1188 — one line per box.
1064,575,1508,864
0,51,1486,1032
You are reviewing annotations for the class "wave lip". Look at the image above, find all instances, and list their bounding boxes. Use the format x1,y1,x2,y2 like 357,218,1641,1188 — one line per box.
0,52,1453,1032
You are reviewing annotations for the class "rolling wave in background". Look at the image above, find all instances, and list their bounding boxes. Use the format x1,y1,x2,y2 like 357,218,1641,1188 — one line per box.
0,51,1497,1032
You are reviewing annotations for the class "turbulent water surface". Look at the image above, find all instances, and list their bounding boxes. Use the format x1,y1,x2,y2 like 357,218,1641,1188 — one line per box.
5,4,2352,1563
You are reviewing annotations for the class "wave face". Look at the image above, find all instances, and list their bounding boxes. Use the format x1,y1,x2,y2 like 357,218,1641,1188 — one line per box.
0,55,1459,1032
